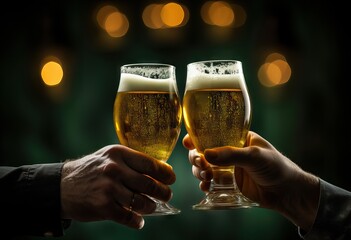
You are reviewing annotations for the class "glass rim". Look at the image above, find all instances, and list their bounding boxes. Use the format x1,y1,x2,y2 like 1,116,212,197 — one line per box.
121,63,175,68
187,59,242,67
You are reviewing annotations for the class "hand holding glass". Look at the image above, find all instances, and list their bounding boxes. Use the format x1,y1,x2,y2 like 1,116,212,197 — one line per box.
183,60,259,209
113,63,182,215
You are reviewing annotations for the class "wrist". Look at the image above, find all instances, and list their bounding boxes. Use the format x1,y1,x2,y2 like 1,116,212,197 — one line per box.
60,160,75,219
279,170,320,231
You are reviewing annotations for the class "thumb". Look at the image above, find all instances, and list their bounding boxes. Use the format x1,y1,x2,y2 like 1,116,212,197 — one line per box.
204,146,253,167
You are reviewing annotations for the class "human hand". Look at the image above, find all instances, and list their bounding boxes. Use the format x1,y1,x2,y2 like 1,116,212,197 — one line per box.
182,131,319,231
60,144,176,229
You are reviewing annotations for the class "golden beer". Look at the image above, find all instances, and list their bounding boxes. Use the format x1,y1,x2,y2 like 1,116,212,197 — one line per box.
114,91,182,162
183,88,250,186
183,88,249,153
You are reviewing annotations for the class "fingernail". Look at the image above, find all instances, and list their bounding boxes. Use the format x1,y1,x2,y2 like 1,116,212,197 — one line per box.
162,161,173,170
205,150,218,160
195,157,202,167
200,170,207,179
138,219,145,229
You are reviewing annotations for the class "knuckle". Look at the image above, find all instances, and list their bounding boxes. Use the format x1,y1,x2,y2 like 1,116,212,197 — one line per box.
143,177,158,194
248,146,261,158
118,211,134,226
143,159,158,173
102,161,123,176
192,165,201,179
143,177,171,201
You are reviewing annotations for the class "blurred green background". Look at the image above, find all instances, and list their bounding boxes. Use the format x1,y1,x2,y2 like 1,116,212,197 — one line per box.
1,0,349,239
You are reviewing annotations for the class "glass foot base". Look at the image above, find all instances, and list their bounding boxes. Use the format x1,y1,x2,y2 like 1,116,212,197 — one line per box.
193,189,259,210
144,199,181,216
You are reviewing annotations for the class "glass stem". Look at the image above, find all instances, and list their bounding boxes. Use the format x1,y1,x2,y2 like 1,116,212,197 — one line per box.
210,165,237,192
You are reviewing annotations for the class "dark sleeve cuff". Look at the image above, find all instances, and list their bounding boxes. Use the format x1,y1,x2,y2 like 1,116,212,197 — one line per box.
1,163,70,237
298,179,351,240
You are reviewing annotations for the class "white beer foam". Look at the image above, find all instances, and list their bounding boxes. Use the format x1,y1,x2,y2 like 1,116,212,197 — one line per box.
186,73,243,91
118,73,174,92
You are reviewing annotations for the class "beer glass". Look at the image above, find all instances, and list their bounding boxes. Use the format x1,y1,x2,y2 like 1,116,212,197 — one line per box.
113,63,182,215
183,60,259,209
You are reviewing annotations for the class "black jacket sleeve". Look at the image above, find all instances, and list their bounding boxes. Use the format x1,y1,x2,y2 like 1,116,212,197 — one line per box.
0,163,70,237
299,179,351,240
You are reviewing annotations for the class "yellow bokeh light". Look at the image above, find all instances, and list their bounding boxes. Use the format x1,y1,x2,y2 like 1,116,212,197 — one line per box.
104,11,129,37
258,53,292,87
201,1,213,25
95,5,129,38
41,61,63,86
272,59,291,84
142,4,164,29
208,1,234,27
266,52,286,62
161,3,184,27
143,3,188,29
96,5,118,29
150,4,164,29
143,4,158,29
258,63,274,87
202,1,246,28
266,63,282,85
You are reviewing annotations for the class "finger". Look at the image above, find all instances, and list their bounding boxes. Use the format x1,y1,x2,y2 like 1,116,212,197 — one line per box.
110,203,145,229
128,193,156,214
111,145,176,185
182,134,195,150
192,165,202,181
103,161,173,205
112,187,156,215
131,194,156,215
192,165,212,181
128,175,173,202
188,149,209,169
204,146,258,167
246,131,274,149
199,181,211,193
